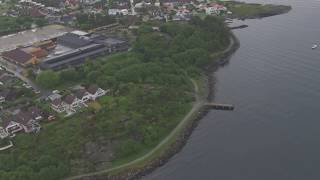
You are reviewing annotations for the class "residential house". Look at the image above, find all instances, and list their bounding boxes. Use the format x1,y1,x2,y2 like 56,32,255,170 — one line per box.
161,0,192,8
64,0,79,10
75,89,91,102
0,127,8,139
175,7,191,20
48,91,62,101
62,94,81,111
86,85,107,100
80,0,102,6
108,5,130,16
2,119,24,135
49,85,107,113
51,98,65,113
205,3,227,15
13,111,40,133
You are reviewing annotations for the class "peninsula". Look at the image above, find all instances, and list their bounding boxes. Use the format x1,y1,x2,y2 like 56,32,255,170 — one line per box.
0,0,291,179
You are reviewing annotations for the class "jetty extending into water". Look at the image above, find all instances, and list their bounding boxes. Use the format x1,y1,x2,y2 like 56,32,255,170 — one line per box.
204,103,235,111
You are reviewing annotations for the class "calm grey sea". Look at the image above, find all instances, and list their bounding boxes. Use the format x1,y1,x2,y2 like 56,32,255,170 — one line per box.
145,0,320,179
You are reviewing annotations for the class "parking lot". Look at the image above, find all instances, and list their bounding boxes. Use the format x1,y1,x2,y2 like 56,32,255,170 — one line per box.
0,25,73,53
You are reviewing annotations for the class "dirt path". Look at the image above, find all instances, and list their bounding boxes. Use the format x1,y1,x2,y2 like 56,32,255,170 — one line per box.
65,79,205,180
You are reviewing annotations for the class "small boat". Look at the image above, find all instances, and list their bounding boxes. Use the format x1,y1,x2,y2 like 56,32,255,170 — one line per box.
312,44,318,49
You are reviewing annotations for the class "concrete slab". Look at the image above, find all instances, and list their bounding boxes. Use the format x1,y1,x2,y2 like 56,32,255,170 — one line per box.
0,25,73,53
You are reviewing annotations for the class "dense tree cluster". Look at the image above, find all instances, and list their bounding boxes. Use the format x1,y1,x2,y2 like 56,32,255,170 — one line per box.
75,13,116,30
0,16,47,36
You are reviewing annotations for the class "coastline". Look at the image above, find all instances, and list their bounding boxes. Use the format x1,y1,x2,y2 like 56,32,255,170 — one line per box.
65,32,240,180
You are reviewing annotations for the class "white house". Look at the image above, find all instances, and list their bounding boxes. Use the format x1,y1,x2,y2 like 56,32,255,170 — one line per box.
0,127,8,139
75,89,92,103
0,108,42,137
205,3,227,15
80,0,101,6
3,120,23,135
87,85,107,100
51,98,66,113
108,9,120,15
108,4,130,15
14,111,41,133
50,85,108,113
62,94,81,112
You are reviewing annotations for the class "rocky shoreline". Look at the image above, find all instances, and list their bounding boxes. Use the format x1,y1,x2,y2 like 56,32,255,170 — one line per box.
75,33,240,180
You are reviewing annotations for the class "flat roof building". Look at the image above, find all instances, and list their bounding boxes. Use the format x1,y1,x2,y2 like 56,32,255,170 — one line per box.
57,33,93,49
2,49,37,67
40,33,129,70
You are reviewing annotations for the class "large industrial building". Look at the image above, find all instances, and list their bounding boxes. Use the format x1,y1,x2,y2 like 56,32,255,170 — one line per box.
1,30,129,71
40,32,129,70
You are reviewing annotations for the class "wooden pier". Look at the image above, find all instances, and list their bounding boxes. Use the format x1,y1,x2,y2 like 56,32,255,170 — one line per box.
204,103,235,111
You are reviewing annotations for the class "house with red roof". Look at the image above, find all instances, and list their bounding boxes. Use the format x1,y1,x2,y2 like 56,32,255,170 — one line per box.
1,49,38,67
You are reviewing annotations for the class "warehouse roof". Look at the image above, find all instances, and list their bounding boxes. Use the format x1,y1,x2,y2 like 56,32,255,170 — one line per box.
57,33,93,49
2,49,34,65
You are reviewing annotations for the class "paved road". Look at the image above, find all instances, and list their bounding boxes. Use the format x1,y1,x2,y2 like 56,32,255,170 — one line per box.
0,58,46,94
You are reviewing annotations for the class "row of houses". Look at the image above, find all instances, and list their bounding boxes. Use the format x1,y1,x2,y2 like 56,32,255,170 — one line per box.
0,85,107,139
49,85,107,114
0,106,45,139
